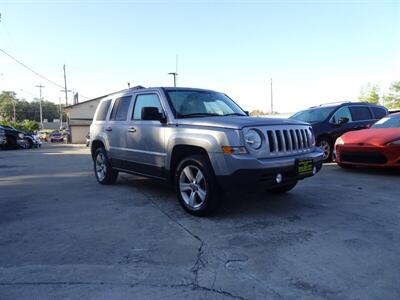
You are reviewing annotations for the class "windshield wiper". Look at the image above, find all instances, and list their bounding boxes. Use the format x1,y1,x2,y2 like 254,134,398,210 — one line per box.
178,113,221,118
223,113,246,116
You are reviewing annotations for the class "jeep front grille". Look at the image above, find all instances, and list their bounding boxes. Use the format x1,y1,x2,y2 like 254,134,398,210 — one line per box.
263,126,314,156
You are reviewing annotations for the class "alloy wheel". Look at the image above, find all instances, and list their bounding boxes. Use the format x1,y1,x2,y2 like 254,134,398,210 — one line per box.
179,165,207,209
95,152,107,181
319,140,331,160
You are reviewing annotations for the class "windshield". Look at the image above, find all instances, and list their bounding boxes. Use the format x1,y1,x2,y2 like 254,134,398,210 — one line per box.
372,115,400,128
166,90,246,118
290,107,336,123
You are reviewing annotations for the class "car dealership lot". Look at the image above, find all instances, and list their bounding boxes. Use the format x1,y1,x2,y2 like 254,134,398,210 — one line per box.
0,144,399,300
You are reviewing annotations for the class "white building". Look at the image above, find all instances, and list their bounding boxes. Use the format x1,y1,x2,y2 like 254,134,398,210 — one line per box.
65,87,143,144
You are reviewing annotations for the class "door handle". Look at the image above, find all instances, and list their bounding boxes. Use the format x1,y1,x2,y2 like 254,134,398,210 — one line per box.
128,127,136,133
105,127,112,132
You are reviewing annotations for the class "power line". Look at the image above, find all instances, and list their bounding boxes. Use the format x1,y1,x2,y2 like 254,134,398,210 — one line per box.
0,48,64,89
0,48,89,99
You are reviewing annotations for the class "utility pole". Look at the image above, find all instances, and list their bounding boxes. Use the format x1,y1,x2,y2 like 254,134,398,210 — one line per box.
270,78,273,114
63,64,68,106
35,84,45,130
59,97,63,129
168,72,178,87
168,55,179,87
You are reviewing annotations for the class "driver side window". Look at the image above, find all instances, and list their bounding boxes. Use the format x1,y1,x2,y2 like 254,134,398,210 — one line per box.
331,107,352,124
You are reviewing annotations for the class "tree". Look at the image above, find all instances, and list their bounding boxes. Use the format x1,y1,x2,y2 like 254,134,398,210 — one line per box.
0,91,66,122
383,81,400,109
358,83,380,104
0,91,18,121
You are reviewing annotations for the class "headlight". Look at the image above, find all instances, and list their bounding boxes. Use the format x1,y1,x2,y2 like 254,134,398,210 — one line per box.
244,129,262,150
388,140,400,145
335,137,344,146
18,133,24,139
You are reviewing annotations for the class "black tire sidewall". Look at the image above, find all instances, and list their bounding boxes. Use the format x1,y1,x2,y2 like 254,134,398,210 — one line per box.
25,138,33,149
94,148,118,185
175,155,218,216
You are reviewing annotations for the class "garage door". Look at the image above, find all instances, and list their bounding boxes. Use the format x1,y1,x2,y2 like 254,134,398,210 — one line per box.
71,125,89,144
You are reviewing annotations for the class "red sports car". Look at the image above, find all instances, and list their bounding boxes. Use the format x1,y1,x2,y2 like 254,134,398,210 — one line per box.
335,113,400,168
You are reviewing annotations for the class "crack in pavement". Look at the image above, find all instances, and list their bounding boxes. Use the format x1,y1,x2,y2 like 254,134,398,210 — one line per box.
0,281,245,299
141,191,246,300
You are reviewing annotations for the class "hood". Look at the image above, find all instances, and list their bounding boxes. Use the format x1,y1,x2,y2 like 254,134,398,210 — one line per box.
341,128,400,145
175,116,308,129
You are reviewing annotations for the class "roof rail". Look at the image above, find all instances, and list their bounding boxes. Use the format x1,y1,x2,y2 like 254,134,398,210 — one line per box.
317,101,352,107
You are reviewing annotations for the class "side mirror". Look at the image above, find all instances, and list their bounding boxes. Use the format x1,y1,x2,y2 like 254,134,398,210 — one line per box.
141,107,166,123
244,111,250,116
338,117,349,125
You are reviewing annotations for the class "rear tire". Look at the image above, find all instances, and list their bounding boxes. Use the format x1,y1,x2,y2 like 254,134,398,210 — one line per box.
175,155,220,216
93,148,118,185
267,181,298,193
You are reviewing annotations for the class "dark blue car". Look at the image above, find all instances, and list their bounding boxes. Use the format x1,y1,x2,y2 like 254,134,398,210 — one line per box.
290,102,388,161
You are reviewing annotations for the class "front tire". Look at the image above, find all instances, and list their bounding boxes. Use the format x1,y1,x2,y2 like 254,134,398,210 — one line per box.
317,137,332,162
267,181,298,193
93,148,118,185
175,155,220,216
25,138,33,149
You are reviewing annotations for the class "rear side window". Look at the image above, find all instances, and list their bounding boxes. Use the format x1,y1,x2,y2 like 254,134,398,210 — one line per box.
110,96,132,121
132,94,163,120
371,107,387,119
95,100,111,121
349,106,372,121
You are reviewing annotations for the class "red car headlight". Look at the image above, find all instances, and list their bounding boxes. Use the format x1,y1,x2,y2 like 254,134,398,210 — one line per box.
335,137,344,146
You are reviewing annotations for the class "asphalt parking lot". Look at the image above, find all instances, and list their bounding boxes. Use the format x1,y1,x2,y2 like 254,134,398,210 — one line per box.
0,144,399,300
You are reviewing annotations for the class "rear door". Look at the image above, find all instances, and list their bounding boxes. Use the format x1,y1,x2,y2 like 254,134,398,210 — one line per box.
125,92,167,178
106,96,133,166
349,106,374,130
370,106,388,121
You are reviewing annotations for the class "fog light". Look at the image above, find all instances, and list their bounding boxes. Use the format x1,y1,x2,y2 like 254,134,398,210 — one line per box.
313,166,317,174
276,173,283,184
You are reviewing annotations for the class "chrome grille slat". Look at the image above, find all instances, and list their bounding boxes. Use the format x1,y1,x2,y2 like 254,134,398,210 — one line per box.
272,131,278,152
257,125,314,157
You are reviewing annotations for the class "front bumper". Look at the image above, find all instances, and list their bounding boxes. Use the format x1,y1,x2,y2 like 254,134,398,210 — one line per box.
214,150,324,190
336,144,400,168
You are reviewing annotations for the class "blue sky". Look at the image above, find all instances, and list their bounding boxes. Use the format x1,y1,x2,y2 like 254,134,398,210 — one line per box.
0,0,399,112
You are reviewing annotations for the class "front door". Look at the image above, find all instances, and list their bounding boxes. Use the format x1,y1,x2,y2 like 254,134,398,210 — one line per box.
125,93,166,178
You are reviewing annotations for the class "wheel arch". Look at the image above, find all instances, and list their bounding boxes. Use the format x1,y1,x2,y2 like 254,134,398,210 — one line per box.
91,140,105,159
168,144,212,182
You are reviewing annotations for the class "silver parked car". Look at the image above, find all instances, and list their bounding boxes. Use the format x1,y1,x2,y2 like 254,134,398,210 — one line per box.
90,87,323,216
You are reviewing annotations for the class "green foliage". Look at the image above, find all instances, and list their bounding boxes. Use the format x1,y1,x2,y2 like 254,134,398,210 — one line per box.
383,81,400,109
358,83,380,104
0,91,66,122
0,91,18,121
0,119,39,132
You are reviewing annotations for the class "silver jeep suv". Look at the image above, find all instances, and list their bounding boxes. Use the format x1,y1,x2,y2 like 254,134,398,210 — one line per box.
90,87,323,215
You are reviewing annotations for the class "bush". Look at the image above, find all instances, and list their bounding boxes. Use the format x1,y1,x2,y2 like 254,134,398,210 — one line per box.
0,120,39,132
